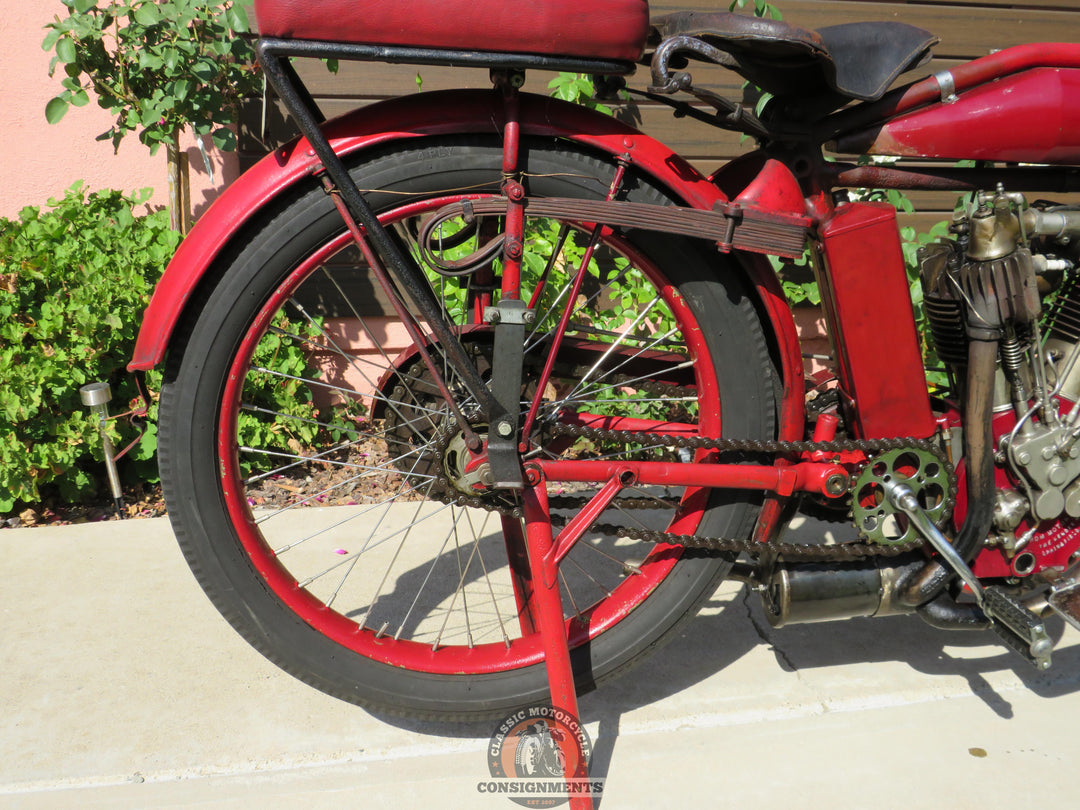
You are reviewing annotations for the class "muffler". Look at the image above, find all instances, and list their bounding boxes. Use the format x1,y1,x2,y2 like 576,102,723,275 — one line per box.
761,557,917,628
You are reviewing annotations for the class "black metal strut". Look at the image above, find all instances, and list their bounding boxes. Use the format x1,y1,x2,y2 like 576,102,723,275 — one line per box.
256,38,508,435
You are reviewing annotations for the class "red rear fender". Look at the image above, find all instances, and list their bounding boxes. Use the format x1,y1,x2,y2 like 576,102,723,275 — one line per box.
129,88,803,440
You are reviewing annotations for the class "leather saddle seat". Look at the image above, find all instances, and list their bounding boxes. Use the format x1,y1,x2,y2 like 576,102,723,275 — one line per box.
252,0,652,65
650,12,938,102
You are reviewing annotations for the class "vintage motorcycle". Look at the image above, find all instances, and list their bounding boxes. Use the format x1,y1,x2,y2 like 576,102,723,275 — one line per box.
129,1,1080,790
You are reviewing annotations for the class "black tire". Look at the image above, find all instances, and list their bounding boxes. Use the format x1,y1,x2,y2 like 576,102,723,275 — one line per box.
158,136,776,719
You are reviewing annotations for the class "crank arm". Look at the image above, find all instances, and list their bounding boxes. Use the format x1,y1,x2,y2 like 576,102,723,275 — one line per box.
885,481,985,602
885,480,1053,670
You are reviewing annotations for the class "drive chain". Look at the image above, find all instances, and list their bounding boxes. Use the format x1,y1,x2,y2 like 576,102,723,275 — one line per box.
427,421,957,562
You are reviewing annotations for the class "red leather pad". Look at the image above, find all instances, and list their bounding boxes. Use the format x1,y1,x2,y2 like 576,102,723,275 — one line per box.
253,0,650,62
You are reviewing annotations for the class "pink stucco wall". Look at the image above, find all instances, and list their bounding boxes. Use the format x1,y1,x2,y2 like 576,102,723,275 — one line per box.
2,1,235,221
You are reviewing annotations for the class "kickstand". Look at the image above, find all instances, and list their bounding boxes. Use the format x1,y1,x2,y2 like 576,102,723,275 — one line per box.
521,479,595,810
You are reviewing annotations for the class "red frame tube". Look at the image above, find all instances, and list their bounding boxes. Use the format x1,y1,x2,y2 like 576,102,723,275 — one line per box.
520,481,594,810
824,43,1080,142
537,459,846,498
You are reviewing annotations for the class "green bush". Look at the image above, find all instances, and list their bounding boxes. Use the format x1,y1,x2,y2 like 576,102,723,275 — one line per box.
0,183,175,512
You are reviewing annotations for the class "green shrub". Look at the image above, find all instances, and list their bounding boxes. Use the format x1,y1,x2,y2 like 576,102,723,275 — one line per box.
0,183,175,512
43,0,259,155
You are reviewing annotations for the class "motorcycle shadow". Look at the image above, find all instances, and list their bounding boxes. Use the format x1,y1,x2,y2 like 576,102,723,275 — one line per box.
372,578,1080,709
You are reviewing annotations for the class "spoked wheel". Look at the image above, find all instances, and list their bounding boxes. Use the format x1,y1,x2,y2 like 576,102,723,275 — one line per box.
159,137,777,718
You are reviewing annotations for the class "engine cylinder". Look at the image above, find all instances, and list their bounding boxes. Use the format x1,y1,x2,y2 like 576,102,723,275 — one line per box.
918,241,969,367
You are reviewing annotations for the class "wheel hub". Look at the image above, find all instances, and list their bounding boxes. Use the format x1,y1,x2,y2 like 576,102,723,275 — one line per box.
440,425,494,495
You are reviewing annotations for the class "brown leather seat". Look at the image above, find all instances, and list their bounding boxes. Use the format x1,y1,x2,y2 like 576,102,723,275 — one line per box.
252,0,650,63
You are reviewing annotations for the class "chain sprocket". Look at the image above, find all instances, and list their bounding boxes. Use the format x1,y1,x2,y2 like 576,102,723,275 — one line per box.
851,447,954,545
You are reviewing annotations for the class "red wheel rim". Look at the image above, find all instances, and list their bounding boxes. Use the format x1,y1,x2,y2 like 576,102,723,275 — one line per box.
217,198,722,675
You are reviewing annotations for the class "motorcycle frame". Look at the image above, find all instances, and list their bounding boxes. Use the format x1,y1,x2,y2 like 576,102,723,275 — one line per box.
129,33,1080,810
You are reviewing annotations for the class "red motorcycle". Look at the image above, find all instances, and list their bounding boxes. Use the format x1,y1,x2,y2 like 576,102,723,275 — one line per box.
129,1,1080,804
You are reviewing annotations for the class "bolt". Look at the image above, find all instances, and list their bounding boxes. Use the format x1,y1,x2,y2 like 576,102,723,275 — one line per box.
504,239,523,260
1030,637,1053,659
824,473,848,496
495,420,514,438
504,181,525,201
1043,446,1057,461
522,309,536,324
1018,451,1032,465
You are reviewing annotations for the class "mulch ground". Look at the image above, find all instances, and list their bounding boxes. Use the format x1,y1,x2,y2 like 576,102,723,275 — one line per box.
2,440,412,529
3,483,169,529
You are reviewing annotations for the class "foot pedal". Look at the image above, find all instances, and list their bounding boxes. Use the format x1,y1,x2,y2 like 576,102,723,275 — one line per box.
983,586,1053,671
1048,571,1080,633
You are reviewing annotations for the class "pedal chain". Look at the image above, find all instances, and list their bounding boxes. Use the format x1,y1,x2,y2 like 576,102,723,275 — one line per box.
429,423,957,562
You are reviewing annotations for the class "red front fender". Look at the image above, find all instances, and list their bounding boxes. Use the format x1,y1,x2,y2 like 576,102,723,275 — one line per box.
129,88,802,438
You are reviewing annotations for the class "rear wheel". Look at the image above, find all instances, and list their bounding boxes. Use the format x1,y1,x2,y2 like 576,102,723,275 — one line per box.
158,137,777,718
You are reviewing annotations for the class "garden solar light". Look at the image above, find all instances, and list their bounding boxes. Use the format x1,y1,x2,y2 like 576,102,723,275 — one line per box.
79,382,125,518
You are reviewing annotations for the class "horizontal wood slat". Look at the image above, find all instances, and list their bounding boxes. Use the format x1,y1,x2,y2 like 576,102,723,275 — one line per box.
291,54,967,101
241,96,749,159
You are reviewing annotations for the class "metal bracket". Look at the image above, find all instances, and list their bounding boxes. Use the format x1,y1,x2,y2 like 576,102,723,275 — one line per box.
934,69,958,104
484,305,536,325
487,299,528,489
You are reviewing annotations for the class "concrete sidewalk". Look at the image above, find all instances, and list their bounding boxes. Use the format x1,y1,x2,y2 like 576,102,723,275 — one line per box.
3,513,1080,809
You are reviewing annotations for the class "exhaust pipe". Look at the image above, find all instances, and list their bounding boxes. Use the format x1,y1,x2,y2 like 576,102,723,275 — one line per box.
899,337,999,622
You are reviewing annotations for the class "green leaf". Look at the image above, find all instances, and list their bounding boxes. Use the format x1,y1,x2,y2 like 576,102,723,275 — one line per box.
55,37,77,64
211,127,236,151
45,97,69,124
42,28,62,52
224,4,249,33
133,3,160,26
190,60,217,82
137,51,164,70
